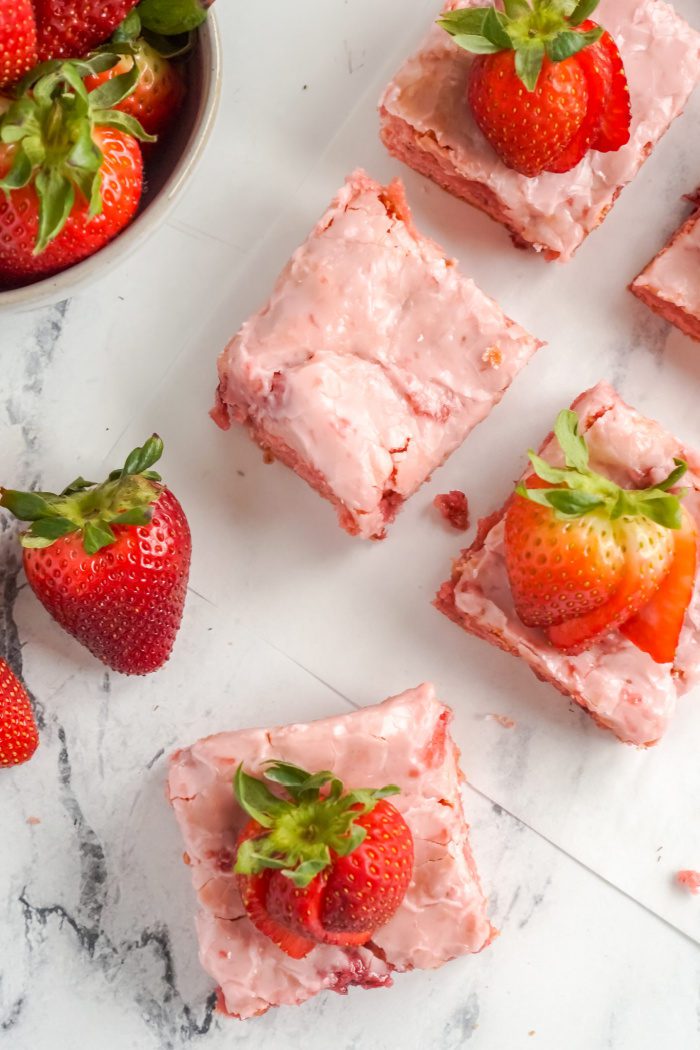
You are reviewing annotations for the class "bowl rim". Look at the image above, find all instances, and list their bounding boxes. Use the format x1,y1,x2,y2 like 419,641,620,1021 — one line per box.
0,13,223,312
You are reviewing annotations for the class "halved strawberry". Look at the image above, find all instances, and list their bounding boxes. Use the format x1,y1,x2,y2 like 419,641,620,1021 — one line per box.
546,515,675,652
505,478,626,628
233,762,413,957
235,821,316,959
439,1,631,178
620,508,697,663
545,22,609,174
505,409,692,658
582,24,631,152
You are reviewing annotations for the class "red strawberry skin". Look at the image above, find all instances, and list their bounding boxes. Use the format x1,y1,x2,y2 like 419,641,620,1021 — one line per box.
621,508,697,664
0,659,39,768
34,0,140,62
469,51,589,178
237,800,414,955
0,0,37,88
0,127,143,284
84,41,186,139
321,800,414,935
504,480,625,628
22,488,191,675
235,820,317,959
581,23,631,152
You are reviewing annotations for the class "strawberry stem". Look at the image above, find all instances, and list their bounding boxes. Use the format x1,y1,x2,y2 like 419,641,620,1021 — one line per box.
234,762,400,888
0,436,165,555
517,411,688,529
438,0,603,91
0,56,154,254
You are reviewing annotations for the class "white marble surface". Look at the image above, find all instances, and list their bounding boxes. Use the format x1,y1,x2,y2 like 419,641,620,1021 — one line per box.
2,2,700,1047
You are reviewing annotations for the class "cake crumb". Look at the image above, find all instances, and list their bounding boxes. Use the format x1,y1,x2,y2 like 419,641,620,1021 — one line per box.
183,852,192,866
528,1032,536,1038
676,870,700,894
434,490,469,531
486,714,516,729
26,816,41,826
482,346,502,369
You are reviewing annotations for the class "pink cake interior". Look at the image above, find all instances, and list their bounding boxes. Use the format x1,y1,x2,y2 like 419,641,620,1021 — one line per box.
213,169,541,539
436,383,700,747
168,684,495,1019
631,196,700,342
380,0,700,261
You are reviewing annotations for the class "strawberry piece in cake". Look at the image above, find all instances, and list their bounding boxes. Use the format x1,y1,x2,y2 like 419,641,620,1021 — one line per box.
435,383,700,747
212,170,541,539
168,684,495,1020
630,191,700,342
379,0,700,262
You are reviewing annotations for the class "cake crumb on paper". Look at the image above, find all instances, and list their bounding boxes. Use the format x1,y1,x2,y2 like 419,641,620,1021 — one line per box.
676,870,700,895
434,490,469,531
26,816,41,826
486,714,516,729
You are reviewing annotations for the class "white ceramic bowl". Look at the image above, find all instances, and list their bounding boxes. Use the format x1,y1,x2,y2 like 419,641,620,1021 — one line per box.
0,15,222,311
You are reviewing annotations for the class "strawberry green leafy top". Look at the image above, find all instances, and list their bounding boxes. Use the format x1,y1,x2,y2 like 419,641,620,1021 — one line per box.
0,55,153,252
519,410,688,528
234,761,400,888
439,0,604,91
136,0,213,35
0,435,165,554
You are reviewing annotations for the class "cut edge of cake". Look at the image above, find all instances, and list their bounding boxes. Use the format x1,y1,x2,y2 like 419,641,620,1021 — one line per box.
630,192,700,343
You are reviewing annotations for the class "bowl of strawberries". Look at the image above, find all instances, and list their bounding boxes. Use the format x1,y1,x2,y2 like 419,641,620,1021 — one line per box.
0,0,221,308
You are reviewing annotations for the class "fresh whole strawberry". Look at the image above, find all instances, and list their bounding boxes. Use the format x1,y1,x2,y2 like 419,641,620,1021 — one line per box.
233,762,414,958
0,0,37,89
0,58,153,284
34,0,140,62
0,659,39,768
85,38,186,139
439,0,631,178
505,409,693,657
0,436,191,676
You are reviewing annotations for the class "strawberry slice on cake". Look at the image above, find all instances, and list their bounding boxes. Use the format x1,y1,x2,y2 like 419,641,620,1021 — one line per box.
436,383,700,746
439,0,631,178
168,684,495,1019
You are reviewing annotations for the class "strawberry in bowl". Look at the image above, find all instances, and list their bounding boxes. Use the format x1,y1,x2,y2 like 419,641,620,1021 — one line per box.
439,0,631,177
0,435,191,676
233,762,414,958
0,0,220,301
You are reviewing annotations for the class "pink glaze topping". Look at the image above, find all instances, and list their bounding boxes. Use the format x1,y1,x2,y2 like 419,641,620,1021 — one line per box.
214,170,540,539
633,208,700,317
168,684,494,1019
380,0,700,261
451,383,700,746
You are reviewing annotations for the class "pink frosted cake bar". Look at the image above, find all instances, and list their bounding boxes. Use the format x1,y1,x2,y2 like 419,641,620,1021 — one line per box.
436,383,700,747
380,0,700,262
168,684,494,1019
631,192,700,341
212,170,541,539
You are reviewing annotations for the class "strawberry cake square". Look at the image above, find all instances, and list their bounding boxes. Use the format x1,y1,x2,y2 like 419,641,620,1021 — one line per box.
630,191,700,342
436,383,700,747
379,0,700,262
168,684,495,1020
212,170,541,539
